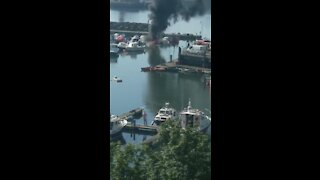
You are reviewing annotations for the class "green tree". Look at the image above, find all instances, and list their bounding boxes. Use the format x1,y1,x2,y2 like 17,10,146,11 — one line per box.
110,120,211,180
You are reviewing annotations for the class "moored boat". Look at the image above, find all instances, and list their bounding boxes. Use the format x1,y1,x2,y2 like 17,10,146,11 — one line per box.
125,42,145,52
117,42,128,50
110,43,119,58
179,99,211,133
110,115,128,136
151,102,178,126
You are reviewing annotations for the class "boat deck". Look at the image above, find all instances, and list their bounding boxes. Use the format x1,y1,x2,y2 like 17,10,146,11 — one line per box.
123,122,159,135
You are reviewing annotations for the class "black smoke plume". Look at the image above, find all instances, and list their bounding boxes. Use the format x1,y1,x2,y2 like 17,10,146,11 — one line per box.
148,45,166,66
148,0,210,40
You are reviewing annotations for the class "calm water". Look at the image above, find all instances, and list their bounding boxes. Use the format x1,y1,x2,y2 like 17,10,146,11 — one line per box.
110,9,211,144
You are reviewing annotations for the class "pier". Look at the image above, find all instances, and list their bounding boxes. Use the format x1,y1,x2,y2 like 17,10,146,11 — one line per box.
115,108,159,136
142,60,211,74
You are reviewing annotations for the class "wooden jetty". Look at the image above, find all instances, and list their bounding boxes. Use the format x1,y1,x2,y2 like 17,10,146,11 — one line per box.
114,108,161,144
142,60,211,74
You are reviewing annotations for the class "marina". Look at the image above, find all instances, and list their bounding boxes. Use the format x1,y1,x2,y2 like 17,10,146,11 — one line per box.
109,2,212,178
110,21,202,41
110,8,211,145
111,99,211,142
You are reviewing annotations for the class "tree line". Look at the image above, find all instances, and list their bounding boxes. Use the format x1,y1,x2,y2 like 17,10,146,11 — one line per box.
110,120,211,180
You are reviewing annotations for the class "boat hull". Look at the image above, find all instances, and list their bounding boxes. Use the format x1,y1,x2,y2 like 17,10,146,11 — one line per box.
199,123,211,133
110,128,122,137
110,52,119,58
125,48,145,52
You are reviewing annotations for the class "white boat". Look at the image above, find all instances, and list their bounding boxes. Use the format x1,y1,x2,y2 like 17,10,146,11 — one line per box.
183,44,208,55
160,37,170,45
110,43,119,58
117,42,128,50
125,42,145,52
152,102,178,126
129,35,140,43
110,115,128,136
112,76,122,82
139,35,147,44
179,99,211,133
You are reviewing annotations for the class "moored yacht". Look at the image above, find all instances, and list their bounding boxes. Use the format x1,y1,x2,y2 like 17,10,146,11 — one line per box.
179,99,211,133
125,42,145,52
117,42,128,50
110,115,127,136
110,43,119,58
152,102,177,126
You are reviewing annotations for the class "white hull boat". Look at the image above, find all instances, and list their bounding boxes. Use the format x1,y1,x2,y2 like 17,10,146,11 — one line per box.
110,43,119,58
110,115,127,136
117,42,128,49
152,102,178,126
179,99,211,133
112,76,122,82
125,42,145,52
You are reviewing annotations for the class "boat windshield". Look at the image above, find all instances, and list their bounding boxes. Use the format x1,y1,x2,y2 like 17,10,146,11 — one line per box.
159,110,165,114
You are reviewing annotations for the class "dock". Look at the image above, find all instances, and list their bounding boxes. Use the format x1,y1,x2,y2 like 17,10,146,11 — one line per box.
142,60,211,74
114,108,160,144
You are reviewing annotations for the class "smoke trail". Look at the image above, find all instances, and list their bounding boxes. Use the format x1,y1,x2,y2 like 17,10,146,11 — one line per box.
148,0,211,40
148,45,166,66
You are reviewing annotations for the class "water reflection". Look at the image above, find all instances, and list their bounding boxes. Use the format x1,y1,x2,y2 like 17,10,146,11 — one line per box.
120,51,145,59
143,72,211,115
110,133,126,145
110,44,211,144
110,56,118,63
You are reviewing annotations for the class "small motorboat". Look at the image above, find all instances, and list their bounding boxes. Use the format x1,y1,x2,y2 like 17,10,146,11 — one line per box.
151,102,178,126
110,114,127,136
112,76,122,82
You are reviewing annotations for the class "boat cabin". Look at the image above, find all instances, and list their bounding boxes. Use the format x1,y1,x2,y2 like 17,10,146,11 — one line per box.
153,102,177,126
179,101,204,129
110,115,120,130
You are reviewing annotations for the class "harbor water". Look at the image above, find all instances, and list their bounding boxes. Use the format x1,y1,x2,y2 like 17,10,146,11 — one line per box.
110,9,211,144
